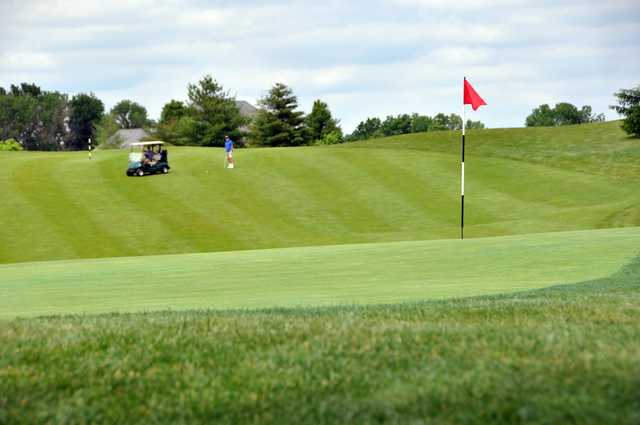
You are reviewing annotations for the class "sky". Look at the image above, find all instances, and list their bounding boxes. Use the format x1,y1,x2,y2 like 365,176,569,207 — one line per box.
1,0,639,132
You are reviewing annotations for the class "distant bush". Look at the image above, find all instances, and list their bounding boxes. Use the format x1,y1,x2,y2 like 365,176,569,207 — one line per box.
0,138,23,151
315,130,343,145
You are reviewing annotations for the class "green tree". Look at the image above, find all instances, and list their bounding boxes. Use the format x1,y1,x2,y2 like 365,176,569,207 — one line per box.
347,117,382,141
94,114,121,148
380,114,412,136
525,104,556,127
553,102,582,126
186,75,245,146
305,100,342,143
156,100,188,145
10,83,42,97
447,114,463,131
160,100,187,124
251,83,307,147
465,119,485,130
347,112,484,141
611,85,640,138
110,100,149,129
432,113,450,131
0,84,68,150
527,102,604,127
410,114,432,133
68,93,104,150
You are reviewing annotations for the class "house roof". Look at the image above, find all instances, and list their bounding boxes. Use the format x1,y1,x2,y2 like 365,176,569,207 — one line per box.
236,100,258,117
109,128,150,148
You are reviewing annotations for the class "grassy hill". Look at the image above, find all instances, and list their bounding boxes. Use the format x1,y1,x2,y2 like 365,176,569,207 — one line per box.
0,120,638,264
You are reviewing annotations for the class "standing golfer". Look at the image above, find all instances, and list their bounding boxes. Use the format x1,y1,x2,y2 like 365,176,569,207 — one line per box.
224,135,235,168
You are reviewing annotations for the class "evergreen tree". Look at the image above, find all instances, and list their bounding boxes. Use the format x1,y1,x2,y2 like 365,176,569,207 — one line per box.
68,93,104,150
186,75,245,146
305,100,342,143
251,83,307,146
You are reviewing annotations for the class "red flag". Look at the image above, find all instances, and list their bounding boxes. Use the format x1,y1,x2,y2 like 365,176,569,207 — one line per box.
463,78,486,111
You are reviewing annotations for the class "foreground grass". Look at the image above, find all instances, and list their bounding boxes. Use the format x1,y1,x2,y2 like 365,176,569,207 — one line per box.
1,227,639,318
2,257,639,424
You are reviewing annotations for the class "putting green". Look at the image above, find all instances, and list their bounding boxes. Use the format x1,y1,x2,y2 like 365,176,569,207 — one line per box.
1,227,638,318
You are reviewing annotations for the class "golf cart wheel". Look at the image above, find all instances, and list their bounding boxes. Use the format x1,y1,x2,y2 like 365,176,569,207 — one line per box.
162,166,169,174
137,169,144,177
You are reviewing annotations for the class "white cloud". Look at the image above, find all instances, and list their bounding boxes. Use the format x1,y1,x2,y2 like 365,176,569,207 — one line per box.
0,51,56,70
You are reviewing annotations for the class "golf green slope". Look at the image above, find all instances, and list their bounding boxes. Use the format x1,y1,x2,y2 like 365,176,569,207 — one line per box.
1,227,638,318
0,121,638,264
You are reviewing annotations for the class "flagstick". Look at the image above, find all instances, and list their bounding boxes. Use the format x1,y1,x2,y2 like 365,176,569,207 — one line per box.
461,78,466,240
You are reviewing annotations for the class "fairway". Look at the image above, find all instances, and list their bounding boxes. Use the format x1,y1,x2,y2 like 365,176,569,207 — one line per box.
1,227,638,318
1,121,638,265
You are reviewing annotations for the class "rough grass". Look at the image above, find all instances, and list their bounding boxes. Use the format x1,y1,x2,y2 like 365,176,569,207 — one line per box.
1,121,638,264
348,121,640,180
2,257,639,424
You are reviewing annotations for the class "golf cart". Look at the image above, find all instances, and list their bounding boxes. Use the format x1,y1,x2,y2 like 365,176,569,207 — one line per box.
126,141,170,176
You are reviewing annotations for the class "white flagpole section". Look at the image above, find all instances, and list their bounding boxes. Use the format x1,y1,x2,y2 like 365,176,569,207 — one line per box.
461,79,466,240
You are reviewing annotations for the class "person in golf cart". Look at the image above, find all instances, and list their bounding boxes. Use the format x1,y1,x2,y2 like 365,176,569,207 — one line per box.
143,147,155,164
126,141,170,176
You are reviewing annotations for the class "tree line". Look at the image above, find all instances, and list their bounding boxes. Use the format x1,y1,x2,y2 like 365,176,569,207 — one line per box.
154,77,342,148
0,82,152,151
346,113,485,142
2,79,638,151
525,103,605,127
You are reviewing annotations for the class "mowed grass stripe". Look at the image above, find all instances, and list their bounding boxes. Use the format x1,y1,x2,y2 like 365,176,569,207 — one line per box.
1,121,638,264
0,227,638,318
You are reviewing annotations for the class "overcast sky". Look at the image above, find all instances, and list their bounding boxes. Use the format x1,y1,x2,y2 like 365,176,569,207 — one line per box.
1,0,638,132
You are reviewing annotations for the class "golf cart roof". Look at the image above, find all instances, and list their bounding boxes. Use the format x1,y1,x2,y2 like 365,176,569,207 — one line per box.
130,141,165,147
